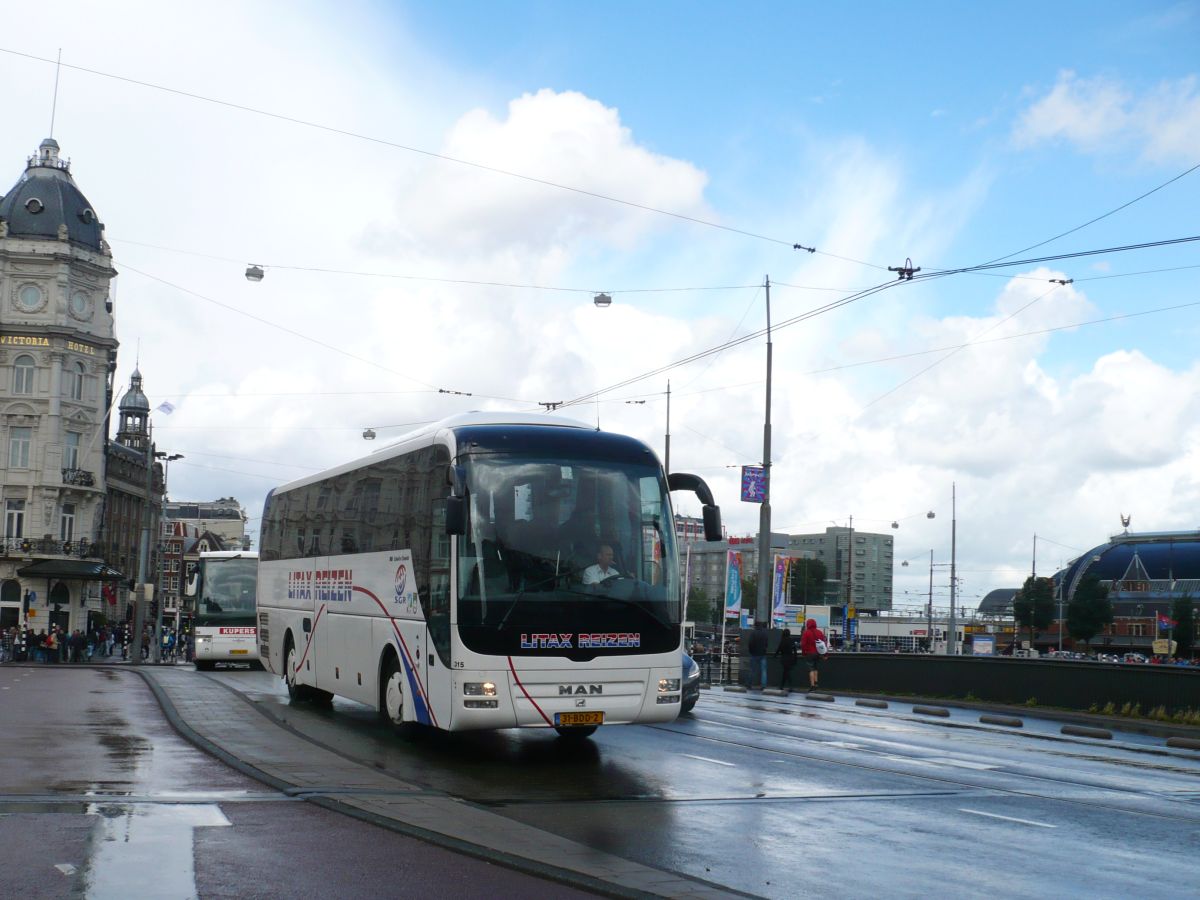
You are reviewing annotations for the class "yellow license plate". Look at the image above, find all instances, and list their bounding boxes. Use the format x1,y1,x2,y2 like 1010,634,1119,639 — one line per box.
555,711,604,727
230,649,249,655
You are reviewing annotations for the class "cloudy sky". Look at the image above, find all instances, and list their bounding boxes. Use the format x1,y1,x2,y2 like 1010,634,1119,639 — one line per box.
2,1,1197,612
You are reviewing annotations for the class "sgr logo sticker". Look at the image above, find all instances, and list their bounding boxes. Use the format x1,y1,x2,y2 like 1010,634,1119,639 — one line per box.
394,564,408,603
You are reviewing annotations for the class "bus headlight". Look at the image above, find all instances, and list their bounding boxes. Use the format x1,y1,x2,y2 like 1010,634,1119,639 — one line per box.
658,678,680,693
464,682,497,696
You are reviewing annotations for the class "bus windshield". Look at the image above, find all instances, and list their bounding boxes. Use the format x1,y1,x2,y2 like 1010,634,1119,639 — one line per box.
195,557,258,627
457,453,680,658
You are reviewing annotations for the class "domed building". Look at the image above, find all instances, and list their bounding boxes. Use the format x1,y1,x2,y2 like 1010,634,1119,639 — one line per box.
1053,529,1200,653
0,138,147,637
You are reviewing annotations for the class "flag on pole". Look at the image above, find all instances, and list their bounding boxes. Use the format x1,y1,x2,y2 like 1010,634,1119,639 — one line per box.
155,401,176,415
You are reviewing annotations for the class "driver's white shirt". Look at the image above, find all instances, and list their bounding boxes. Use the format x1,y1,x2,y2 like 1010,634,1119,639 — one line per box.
582,564,621,585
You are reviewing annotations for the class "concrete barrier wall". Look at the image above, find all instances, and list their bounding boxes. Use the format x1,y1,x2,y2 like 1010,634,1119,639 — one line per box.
739,650,1200,714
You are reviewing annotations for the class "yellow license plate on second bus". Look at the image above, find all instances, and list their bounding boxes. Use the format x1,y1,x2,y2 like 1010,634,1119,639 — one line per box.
229,649,249,655
555,711,604,727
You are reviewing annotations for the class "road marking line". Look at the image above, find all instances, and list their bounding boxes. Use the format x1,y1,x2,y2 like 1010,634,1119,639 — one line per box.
959,809,1056,828
928,757,1000,770
684,754,736,767
55,864,76,876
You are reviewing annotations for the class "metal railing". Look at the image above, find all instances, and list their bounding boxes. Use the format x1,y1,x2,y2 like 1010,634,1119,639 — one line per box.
61,468,96,487
0,536,99,557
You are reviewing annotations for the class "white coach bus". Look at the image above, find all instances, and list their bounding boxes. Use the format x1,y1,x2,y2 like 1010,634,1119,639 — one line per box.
186,550,260,670
256,412,721,737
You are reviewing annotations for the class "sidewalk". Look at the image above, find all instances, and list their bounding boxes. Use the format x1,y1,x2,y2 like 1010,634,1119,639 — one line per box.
137,667,743,900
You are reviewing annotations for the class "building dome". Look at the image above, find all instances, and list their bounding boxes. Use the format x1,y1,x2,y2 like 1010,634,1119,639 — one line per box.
0,139,105,251
119,368,150,413
1058,530,1200,605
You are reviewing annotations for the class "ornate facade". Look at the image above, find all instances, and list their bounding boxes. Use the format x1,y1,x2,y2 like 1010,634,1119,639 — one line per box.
0,138,123,632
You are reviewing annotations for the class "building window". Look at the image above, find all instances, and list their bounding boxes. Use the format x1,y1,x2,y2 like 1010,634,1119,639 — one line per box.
5,500,25,538
9,427,32,468
13,355,35,394
60,503,76,541
64,431,80,470
69,362,85,401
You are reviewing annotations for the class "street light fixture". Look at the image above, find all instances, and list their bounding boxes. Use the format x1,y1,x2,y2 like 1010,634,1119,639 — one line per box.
362,428,376,440
245,264,265,282
593,292,612,308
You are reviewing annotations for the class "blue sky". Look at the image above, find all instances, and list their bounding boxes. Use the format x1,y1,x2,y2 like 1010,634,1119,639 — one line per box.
1,0,1197,609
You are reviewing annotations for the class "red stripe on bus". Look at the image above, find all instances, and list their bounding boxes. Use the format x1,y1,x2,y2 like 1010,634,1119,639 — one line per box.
352,585,439,729
508,656,553,727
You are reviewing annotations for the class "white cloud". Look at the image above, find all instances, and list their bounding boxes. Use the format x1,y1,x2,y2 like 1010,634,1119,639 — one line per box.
378,89,710,257
1013,70,1200,164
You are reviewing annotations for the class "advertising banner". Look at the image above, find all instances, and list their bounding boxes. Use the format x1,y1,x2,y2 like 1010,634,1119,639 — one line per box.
740,466,766,503
724,551,742,619
772,555,788,625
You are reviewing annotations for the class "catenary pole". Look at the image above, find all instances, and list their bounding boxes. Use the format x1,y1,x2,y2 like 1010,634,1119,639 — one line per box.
948,482,958,656
755,276,773,626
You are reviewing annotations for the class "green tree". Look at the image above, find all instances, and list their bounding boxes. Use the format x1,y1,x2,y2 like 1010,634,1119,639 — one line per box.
788,558,828,606
1066,574,1112,652
1171,595,1195,658
1013,575,1055,650
686,587,716,626
740,577,757,620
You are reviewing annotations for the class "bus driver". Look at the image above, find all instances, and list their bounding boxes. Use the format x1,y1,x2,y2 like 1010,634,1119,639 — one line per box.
582,544,624,586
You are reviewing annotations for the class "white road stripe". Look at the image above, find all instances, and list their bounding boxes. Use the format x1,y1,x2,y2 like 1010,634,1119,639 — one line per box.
958,808,1056,828
684,754,736,767
928,757,1000,770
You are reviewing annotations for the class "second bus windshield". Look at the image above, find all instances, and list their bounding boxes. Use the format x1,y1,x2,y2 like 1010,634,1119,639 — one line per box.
196,557,258,626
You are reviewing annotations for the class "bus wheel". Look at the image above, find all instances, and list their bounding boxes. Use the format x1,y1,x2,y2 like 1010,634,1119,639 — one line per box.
380,654,405,727
284,636,310,702
555,726,598,739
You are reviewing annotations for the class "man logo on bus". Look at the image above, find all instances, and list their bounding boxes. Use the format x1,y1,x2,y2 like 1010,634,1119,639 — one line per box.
394,564,408,604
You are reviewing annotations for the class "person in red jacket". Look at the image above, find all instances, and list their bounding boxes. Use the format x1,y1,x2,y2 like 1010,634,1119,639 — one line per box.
799,618,829,691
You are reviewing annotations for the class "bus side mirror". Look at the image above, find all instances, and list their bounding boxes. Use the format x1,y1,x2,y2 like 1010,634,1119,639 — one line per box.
183,570,197,597
445,496,467,536
667,472,722,541
702,504,722,542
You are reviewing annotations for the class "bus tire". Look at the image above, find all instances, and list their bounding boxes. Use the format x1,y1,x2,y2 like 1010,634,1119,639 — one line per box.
379,651,405,729
555,725,598,739
284,634,311,702
194,660,215,672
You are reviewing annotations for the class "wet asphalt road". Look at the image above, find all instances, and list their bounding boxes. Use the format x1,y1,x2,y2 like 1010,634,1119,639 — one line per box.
0,665,594,899
209,667,1200,899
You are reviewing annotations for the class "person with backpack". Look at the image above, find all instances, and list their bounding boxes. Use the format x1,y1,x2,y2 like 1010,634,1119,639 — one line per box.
774,628,798,691
799,618,829,692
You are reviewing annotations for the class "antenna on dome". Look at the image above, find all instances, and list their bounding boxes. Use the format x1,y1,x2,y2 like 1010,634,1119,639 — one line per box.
49,49,62,139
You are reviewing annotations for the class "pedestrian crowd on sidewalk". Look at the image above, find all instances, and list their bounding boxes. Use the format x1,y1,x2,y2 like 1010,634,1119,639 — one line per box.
0,623,192,664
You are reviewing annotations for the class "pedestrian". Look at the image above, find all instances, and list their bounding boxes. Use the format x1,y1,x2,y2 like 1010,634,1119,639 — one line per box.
747,621,768,689
799,617,829,692
774,628,798,691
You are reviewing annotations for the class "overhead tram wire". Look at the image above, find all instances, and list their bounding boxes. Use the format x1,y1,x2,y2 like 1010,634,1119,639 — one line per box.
123,264,472,398
561,276,907,408
910,235,1200,283
0,47,862,265
973,162,1200,268
557,233,1200,411
115,239,767,295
